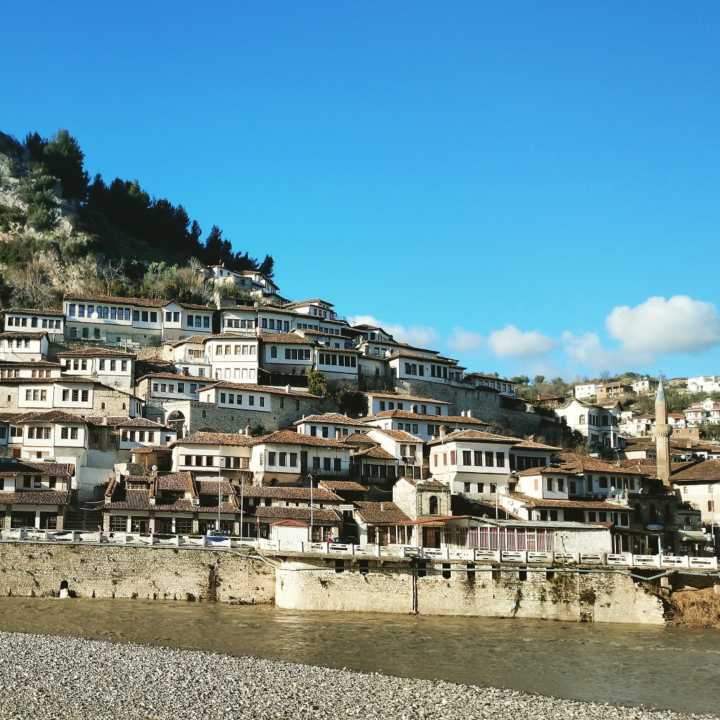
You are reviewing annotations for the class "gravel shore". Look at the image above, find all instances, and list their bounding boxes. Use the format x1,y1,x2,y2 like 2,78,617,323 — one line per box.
0,631,715,720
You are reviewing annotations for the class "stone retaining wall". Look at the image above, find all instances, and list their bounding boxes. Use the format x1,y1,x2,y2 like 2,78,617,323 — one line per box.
0,543,275,604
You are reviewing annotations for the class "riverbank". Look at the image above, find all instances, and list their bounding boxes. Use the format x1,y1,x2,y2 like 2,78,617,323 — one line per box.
0,631,715,720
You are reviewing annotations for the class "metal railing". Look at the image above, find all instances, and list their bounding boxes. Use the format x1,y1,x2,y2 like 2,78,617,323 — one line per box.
0,528,717,570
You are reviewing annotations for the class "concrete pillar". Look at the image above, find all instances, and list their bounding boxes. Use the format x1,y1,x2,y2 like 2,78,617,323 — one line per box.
34,511,40,529
102,514,110,533
192,518,199,535
149,517,156,534
3,514,11,530
126,516,132,533
56,513,64,531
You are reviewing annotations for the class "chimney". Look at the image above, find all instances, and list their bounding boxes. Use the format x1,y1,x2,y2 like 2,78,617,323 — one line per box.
244,423,251,436
102,417,108,426
285,385,291,394
439,425,447,439
466,409,473,418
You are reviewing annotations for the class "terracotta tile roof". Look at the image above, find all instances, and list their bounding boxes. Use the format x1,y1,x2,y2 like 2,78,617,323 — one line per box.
202,333,259,344
155,472,193,492
12,411,87,424
106,488,151,510
0,360,60,368
259,332,314,345
366,411,491,426
402,478,448,491
0,461,73,477
339,433,377,445
515,466,580,477
241,486,342,502
2,307,65,317
271,518,308,528
507,492,630,511
294,414,366,427
0,491,71,506
57,347,135,358
368,428,423,443
670,460,720,484
138,371,214,383
354,446,396,461
353,501,410,525
556,452,646,475
513,439,562,451
318,480,368,492
172,432,256,447
283,298,335,308
253,505,340,523
427,429,520,446
64,293,169,307
255,429,348,449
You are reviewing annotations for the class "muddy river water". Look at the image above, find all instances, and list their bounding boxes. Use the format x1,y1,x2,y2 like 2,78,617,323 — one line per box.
0,597,718,714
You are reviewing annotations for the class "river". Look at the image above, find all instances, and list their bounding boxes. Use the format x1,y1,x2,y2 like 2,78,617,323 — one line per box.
0,597,718,715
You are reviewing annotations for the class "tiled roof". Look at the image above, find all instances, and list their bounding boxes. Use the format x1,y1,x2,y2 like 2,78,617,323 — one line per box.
403,478,448,491
106,488,151,510
138,371,214,382
318,480,368,492
294,414,365,427
255,430,348,449
354,446,396,461
671,460,720,484
556,452,646,476
0,491,71,506
259,332,314,345
515,466,580,477
0,461,73,477
368,428,423,443
339,433,377,445
0,360,60,368
63,293,167,308
366,411,491,426
155,472,193,492
2,307,65,317
57,347,135,358
11,411,87,424
353,501,410,524
428,429,519,446
513,439,562,451
253,505,340,524
507,492,630,511
172,432,255,447
241,486,342,502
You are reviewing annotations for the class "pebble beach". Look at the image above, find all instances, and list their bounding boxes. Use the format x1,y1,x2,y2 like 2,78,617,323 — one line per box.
0,631,716,720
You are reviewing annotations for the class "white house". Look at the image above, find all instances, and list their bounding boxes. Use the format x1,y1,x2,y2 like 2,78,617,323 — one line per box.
672,460,720,526
364,392,451,417
0,361,62,380
573,383,598,400
555,398,620,450
685,400,720,427
294,413,366,439
283,299,337,321
220,306,258,333
57,347,135,391
463,373,518,396
260,333,313,376
363,410,492,442
428,429,516,501
171,431,255,480
687,376,720,394
366,427,423,480
2,309,64,341
249,430,351,485
0,332,49,362
117,417,177,450
168,336,213,378
388,347,464,385
205,335,260,383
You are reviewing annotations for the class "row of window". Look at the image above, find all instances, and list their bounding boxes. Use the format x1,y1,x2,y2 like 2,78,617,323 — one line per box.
1,338,33,349
378,400,443,415
152,382,199,395
462,482,498,494
224,318,256,329
65,358,129,372
269,346,312,361
121,430,160,443
308,425,358,438
436,449,507,468
218,392,265,408
214,343,257,356
24,389,48,401
214,368,256,380
318,353,357,368
6,316,62,329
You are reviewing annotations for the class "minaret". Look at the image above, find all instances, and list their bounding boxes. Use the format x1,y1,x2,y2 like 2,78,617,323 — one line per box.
654,380,672,486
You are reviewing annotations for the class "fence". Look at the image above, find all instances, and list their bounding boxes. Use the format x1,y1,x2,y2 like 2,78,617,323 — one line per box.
0,528,717,570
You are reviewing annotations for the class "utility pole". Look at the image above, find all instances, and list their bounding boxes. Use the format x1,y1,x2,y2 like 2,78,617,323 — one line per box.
308,473,314,542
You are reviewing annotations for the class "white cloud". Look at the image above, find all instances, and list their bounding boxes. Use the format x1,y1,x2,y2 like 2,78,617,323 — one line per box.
606,295,720,355
447,327,484,352
348,314,438,348
488,325,555,357
561,331,652,372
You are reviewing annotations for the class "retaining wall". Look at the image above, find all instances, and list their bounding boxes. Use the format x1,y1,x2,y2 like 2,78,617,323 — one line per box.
0,543,275,604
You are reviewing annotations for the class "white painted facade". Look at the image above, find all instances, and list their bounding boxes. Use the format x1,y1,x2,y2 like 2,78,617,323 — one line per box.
3,310,64,341
0,333,49,362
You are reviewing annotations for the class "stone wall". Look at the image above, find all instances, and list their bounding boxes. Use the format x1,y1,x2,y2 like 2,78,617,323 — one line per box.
275,559,666,625
0,543,275,604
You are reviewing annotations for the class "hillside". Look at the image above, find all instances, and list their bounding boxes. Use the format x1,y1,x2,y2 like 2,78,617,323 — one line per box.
0,129,274,309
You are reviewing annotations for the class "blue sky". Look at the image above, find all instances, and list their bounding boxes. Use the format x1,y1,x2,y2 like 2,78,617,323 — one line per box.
4,2,720,381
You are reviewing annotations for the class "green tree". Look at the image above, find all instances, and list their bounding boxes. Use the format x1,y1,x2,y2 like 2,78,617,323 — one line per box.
307,368,327,397
533,375,546,385
42,130,88,200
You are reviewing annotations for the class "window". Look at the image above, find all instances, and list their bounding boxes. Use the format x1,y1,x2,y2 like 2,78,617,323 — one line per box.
546,478,554,492
495,452,504,467
428,496,439,515
558,478,565,492
268,452,276,466
462,451,471,465
271,346,277,358
473,450,482,465
323,457,331,471
485,451,494,467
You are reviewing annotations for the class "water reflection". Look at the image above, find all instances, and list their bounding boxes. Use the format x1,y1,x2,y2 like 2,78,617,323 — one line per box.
0,598,718,714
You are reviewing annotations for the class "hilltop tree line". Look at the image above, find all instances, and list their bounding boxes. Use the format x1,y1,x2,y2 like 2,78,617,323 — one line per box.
0,129,274,308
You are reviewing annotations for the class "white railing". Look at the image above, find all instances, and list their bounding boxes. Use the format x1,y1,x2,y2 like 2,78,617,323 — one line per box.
0,529,717,570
